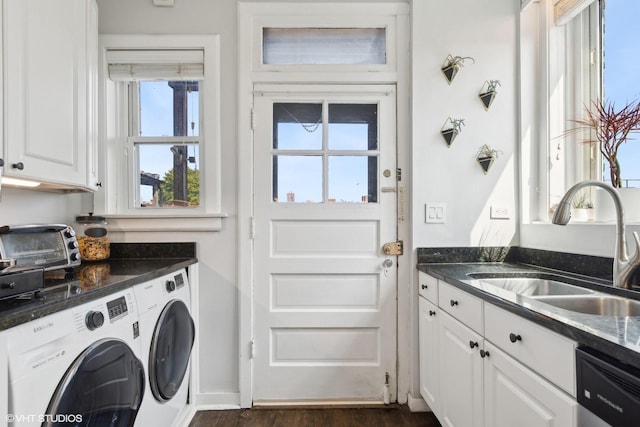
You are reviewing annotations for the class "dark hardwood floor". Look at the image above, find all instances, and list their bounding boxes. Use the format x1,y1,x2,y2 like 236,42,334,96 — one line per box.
189,405,442,427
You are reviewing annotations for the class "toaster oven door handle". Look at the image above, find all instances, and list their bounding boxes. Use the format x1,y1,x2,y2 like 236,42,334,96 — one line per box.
0,224,67,234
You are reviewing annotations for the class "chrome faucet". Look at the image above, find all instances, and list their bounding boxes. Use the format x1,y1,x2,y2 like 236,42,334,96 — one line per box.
552,180,640,289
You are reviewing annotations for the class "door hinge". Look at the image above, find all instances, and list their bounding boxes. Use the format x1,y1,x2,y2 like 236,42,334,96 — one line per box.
396,168,402,182
249,340,255,359
250,217,256,239
382,241,403,255
251,108,256,130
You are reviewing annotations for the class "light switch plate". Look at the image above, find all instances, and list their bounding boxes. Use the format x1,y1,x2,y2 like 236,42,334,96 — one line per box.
425,203,446,223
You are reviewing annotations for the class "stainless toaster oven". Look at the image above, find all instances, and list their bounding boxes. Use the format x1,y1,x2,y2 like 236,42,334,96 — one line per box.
0,224,81,271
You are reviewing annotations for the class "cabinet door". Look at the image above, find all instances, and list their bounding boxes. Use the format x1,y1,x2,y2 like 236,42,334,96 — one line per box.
418,297,439,415
85,0,100,190
484,341,577,427
4,0,87,187
438,311,483,427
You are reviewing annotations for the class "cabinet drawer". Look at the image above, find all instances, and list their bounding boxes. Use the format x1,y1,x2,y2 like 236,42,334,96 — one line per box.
418,271,438,304
484,303,576,397
438,281,483,334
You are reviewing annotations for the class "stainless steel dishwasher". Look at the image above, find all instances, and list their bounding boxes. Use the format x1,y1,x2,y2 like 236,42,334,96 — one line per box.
576,347,640,427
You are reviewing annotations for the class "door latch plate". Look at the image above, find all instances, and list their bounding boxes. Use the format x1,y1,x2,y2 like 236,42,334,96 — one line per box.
383,241,403,255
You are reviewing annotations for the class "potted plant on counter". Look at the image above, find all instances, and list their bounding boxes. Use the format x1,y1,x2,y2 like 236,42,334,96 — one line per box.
570,189,595,222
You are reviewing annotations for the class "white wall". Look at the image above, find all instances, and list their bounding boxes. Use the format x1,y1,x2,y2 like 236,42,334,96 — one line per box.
411,0,519,249
0,188,89,226
97,0,241,405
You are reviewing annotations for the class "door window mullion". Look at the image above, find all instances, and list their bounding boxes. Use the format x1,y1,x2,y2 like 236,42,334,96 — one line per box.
322,100,329,203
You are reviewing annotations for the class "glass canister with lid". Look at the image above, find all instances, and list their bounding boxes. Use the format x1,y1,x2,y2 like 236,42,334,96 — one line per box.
75,213,110,261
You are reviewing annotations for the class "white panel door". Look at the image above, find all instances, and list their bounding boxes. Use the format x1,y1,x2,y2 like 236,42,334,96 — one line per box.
253,84,398,403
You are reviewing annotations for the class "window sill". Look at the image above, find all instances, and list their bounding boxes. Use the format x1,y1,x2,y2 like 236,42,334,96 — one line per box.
105,214,228,232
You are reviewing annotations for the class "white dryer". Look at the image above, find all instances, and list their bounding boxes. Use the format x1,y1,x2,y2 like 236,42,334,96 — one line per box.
133,269,195,427
6,288,145,427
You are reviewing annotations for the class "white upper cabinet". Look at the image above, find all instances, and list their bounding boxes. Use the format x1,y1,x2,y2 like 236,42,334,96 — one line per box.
3,0,98,190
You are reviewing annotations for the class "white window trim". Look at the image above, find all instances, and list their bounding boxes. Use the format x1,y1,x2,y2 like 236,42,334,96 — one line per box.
520,0,598,225
96,35,225,231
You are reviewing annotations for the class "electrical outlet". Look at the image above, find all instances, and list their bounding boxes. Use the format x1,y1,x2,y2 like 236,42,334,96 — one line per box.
426,203,446,223
153,0,174,6
490,205,510,219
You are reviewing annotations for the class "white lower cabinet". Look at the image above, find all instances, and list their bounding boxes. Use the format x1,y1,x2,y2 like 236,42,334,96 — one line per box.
418,297,440,415
417,272,577,427
438,310,483,427
483,341,577,427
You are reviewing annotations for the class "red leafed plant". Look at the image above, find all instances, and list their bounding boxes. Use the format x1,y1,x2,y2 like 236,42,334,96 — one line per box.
568,99,640,188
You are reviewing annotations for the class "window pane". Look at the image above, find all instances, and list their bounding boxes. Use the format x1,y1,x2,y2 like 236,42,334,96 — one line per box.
263,28,386,65
328,104,377,150
603,0,640,187
273,156,322,203
328,156,377,203
137,143,200,208
138,81,200,137
274,103,322,149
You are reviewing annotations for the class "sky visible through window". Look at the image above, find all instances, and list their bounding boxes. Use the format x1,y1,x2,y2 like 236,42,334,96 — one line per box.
603,0,640,187
138,82,199,205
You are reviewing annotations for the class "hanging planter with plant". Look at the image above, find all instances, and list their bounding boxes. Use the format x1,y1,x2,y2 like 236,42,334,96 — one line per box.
440,117,465,147
475,144,502,175
441,55,474,85
478,80,501,110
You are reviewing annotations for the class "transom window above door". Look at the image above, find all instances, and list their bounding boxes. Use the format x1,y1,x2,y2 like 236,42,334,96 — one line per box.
272,102,379,204
263,28,386,65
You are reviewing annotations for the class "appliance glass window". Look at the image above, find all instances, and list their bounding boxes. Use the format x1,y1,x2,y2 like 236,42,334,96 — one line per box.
149,299,195,401
0,232,65,266
45,339,145,427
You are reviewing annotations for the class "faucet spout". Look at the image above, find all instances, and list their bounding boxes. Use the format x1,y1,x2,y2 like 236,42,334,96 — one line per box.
552,180,640,289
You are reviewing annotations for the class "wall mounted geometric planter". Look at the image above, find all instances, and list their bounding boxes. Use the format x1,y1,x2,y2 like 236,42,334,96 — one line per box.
478,80,501,110
477,155,495,174
475,144,501,175
440,117,465,147
441,55,474,85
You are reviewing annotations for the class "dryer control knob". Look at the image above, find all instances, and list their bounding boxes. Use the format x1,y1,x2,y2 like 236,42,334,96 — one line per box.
86,311,105,330
165,280,177,292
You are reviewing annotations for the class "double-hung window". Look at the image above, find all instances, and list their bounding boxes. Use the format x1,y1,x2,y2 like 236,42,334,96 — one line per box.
98,36,221,228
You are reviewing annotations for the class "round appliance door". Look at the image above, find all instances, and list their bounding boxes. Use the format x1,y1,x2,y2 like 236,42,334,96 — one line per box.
44,338,145,427
149,299,195,401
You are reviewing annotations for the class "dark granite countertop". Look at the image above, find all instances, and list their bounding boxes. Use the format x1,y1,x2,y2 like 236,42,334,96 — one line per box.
418,251,640,369
0,243,197,331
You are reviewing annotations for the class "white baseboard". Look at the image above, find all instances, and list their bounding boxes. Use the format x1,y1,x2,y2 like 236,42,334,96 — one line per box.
195,392,241,410
407,393,430,412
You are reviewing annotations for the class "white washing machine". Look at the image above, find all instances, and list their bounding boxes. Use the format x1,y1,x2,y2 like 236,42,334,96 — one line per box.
133,269,195,427
6,288,145,427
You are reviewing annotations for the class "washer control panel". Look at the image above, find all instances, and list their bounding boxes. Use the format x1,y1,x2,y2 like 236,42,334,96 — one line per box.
106,295,129,321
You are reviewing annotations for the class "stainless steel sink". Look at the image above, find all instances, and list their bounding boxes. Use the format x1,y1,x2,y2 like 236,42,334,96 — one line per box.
532,295,640,317
465,273,595,296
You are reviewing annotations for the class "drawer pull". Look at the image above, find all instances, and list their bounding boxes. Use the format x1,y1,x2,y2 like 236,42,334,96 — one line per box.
429,310,436,316
469,341,478,349
12,162,24,170
509,333,522,343
480,349,490,358
450,299,459,307
421,284,428,290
